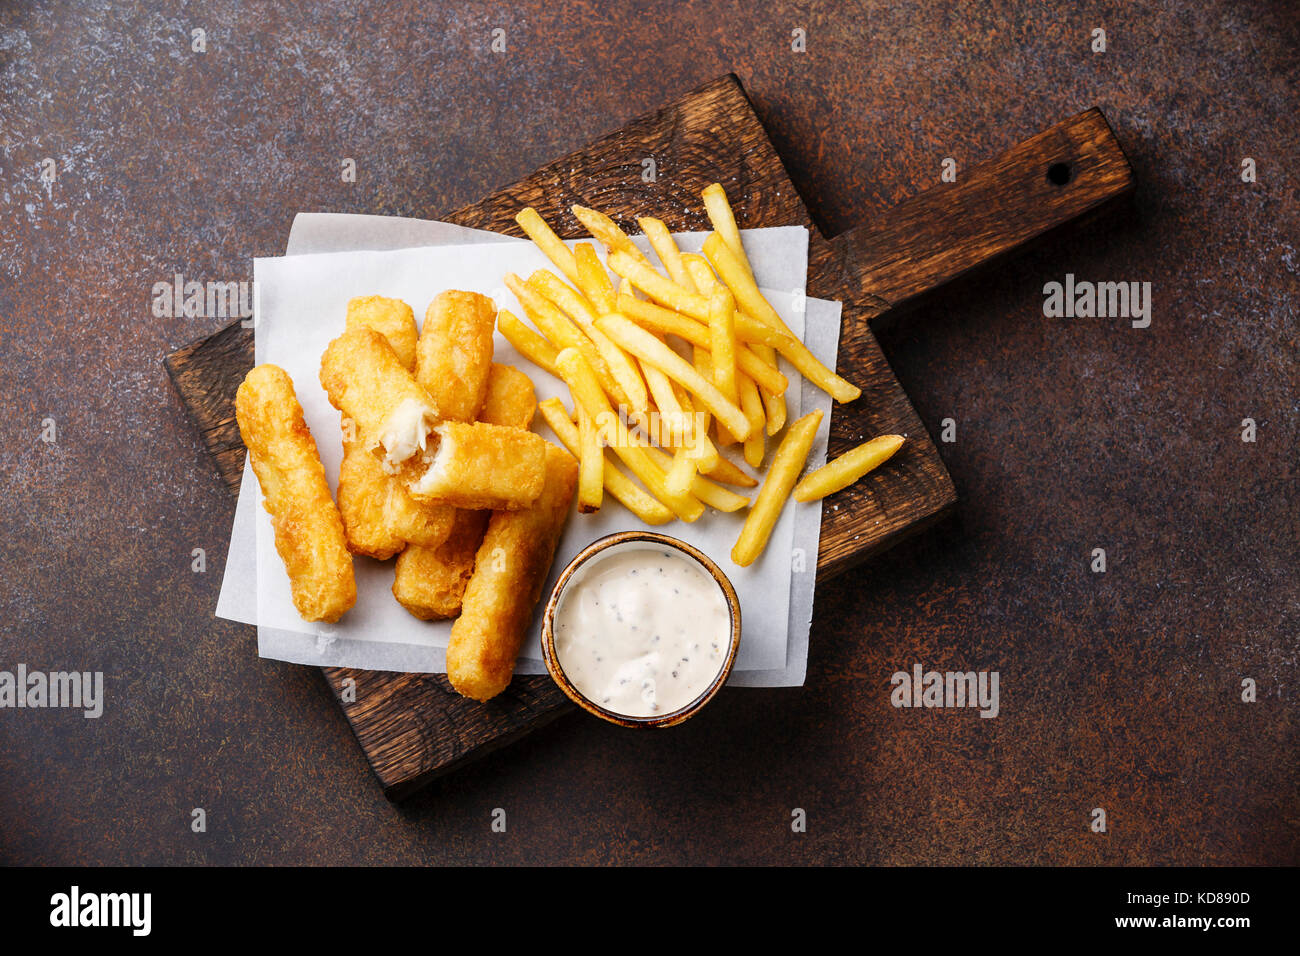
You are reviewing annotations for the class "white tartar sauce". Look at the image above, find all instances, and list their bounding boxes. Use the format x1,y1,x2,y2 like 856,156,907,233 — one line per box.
554,546,732,718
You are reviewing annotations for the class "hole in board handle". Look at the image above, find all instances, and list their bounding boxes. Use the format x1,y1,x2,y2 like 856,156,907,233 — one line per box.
1047,162,1072,186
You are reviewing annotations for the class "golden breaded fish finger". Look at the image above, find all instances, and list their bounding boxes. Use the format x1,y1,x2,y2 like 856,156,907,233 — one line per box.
338,296,421,557
236,364,356,622
345,295,418,370
447,443,578,700
392,509,491,620
416,290,496,423
320,327,440,467
410,421,546,510
478,363,537,430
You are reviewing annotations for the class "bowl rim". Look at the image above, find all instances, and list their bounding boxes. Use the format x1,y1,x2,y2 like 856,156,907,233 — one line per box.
540,530,742,728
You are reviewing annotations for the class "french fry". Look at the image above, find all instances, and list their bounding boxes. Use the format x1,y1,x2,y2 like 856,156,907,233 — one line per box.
498,308,560,377
608,249,711,321
573,242,616,315
614,294,789,395
682,253,716,292
704,232,861,403
664,448,697,499
595,314,752,441
571,205,649,264
793,434,905,502
636,440,751,513
506,272,629,407
638,217,696,292
576,405,603,513
556,347,704,522
709,285,740,445
701,453,758,488
640,358,688,447
732,409,824,567
702,183,754,281
528,269,648,411
236,364,356,623
738,372,766,468
516,206,582,287
538,399,673,525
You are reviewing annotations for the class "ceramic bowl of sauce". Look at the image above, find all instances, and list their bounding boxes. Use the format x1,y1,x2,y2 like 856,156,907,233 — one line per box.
541,531,742,728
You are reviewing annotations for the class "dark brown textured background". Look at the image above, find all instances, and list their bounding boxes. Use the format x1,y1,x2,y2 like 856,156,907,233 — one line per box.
0,1,1295,865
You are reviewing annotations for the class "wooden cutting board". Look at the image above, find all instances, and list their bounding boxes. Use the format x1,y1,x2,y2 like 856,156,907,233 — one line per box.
166,74,1133,799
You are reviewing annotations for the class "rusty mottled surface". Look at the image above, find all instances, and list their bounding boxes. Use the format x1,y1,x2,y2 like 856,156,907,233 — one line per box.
0,1,1296,865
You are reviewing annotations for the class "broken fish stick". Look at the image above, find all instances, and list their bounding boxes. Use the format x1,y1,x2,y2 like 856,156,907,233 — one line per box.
793,434,905,502
345,295,418,370
338,296,420,558
538,398,674,525
319,327,439,467
478,363,537,430
417,290,496,423
447,443,579,701
236,364,355,622
516,206,582,287
392,509,490,620
410,421,547,510
732,409,823,568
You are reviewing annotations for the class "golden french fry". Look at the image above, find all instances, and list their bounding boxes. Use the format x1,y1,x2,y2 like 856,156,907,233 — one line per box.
595,314,752,441
556,347,704,522
571,205,649,263
664,447,697,499
478,363,537,430
708,286,739,405
614,294,788,395
700,453,758,488
516,206,582,287
732,409,823,567
506,272,629,407
417,290,496,423
573,242,616,315
794,434,904,502
702,183,754,281
738,372,766,468
636,440,750,513
576,405,603,513
345,296,418,370
682,253,716,292
538,399,673,525
392,509,490,620
447,443,578,701
528,269,648,411
236,364,356,622
498,308,560,377
704,232,861,403
638,217,696,292
608,249,711,321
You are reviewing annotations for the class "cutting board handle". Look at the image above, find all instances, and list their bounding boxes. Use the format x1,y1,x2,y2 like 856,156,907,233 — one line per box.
824,107,1135,318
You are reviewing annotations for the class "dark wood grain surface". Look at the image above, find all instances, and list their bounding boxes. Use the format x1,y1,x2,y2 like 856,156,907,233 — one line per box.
1,0,1295,864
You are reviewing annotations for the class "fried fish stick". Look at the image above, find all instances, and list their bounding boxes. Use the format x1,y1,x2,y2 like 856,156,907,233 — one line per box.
345,295,418,369
410,421,547,509
392,509,491,620
793,434,905,502
416,290,496,424
319,327,439,466
538,398,674,525
478,363,537,430
236,365,355,622
338,297,420,558
447,443,579,701
732,409,823,568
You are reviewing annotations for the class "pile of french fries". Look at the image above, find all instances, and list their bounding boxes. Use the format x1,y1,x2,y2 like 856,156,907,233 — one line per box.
501,184,904,567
